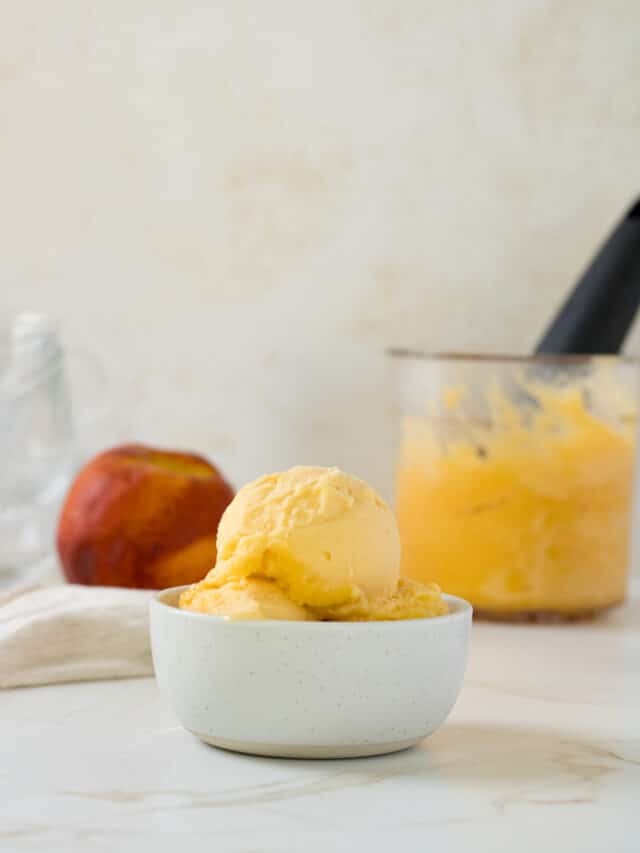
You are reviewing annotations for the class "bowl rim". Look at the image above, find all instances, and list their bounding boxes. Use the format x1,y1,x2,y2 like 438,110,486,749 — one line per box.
151,585,472,629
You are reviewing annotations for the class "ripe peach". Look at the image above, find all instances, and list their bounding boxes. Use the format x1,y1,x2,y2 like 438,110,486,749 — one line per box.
57,444,234,589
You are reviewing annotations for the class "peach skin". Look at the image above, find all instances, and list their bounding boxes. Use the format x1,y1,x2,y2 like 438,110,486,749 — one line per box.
57,444,234,589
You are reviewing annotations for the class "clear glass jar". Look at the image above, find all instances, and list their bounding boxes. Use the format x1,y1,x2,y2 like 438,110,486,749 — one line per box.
0,314,75,580
0,313,115,583
388,351,638,621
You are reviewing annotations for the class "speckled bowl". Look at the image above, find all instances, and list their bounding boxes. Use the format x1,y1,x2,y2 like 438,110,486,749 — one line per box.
150,586,472,759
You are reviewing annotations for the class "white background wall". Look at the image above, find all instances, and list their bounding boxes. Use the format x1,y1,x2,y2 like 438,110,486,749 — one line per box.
2,1,640,497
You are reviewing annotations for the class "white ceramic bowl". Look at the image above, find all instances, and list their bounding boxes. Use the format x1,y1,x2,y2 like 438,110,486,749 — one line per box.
150,586,472,759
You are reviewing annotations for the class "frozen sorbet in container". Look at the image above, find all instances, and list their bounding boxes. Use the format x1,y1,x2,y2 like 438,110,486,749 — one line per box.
390,352,638,621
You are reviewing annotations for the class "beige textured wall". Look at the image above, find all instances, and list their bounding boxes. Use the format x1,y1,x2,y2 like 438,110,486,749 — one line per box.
2,1,640,494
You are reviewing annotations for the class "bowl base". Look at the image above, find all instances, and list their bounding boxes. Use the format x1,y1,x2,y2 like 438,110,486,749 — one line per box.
192,731,421,759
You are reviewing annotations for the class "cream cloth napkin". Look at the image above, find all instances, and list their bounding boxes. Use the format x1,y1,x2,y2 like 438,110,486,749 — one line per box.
0,583,154,688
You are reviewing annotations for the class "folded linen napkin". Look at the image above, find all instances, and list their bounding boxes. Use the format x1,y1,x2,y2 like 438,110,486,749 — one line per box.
0,583,154,688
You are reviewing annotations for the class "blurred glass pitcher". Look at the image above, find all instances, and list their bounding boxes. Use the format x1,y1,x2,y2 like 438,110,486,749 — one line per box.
0,312,110,583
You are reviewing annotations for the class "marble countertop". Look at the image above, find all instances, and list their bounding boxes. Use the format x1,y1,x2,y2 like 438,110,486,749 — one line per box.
2,590,639,853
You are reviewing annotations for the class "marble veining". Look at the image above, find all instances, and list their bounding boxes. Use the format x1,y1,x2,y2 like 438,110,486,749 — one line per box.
2,588,639,852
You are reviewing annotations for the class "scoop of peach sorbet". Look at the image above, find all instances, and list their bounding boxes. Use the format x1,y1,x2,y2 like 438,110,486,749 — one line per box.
179,466,447,621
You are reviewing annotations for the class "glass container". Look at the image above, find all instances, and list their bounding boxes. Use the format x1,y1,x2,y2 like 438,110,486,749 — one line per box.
389,351,638,621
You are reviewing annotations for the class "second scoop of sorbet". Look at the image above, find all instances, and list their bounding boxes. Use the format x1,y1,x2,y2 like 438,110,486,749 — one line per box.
179,466,447,621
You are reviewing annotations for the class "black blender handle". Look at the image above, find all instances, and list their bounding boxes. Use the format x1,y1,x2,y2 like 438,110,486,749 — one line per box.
535,198,640,354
